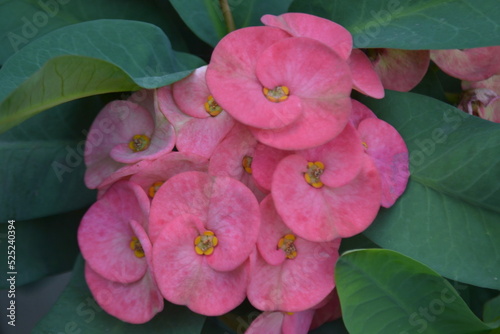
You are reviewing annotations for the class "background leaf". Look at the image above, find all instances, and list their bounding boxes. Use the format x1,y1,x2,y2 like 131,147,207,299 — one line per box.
289,0,500,49
355,90,500,290
170,0,293,47
336,249,491,334
0,0,196,64
0,96,101,221
33,255,207,334
0,209,84,288
0,19,205,133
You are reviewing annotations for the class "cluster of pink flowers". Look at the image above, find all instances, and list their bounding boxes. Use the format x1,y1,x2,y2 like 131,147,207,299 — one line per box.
77,13,410,332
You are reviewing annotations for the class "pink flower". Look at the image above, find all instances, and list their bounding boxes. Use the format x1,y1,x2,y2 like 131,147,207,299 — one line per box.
347,49,385,99
247,196,340,312
365,48,430,92
431,47,500,81
462,75,500,123
78,181,163,323
272,123,382,241
206,26,352,150
150,171,261,315
209,123,268,201
251,143,291,192
160,66,236,158
84,90,175,188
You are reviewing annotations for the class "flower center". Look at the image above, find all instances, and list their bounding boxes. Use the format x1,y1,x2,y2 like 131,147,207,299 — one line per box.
304,161,325,189
128,134,151,152
263,86,290,103
277,234,297,259
204,95,223,117
362,141,368,150
148,181,164,198
194,231,218,256
129,236,145,258
242,155,253,174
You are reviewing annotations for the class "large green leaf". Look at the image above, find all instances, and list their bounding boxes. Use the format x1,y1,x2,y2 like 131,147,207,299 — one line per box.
33,255,206,333
0,209,84,288
289,0,500,49
355,90,500,289
336,249,492,334
0,0,192,64
169,0,293,47
0,19,205,133
0,96,101,221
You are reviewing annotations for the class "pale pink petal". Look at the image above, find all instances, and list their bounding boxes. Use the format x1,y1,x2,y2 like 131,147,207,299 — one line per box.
282,310,316,334
245,312,284,334
261,13,352,60
431,47,500,81
152,214,248,316
348,49,385,99
78,181,150,283
358,118,409,207
85,264,163,324
370,49,430,92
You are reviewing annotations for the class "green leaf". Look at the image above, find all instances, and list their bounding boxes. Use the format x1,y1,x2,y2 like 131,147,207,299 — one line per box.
0,96,101,221
33,255,206,333
170,0,293,47
0,0,192,64
289,0,500,49
0,19,205,133
356,91,500,290
484,295,500,324
0,209,84,288
336,249,491,334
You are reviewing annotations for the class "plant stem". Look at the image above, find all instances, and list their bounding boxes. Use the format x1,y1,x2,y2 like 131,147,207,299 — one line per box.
219,0,236,33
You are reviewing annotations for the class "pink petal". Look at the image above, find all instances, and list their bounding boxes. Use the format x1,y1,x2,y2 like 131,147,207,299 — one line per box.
282,310,316,334
310,289,342,330
152,214,248,316
370,49,430,92
349,99,378,128
245,312,284,334
206,26,297,129
172,65,213,118
272,155,381,241
85,264,163,324
297,122,364,188
348,49,385,99
261,13,352,60
252,143,291,192
358,118,409,207
78,181,150,283
209,123,268,201
431,47,500,81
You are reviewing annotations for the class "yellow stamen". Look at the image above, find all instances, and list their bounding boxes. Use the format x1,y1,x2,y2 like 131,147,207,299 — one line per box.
128,134,151,152
284,312,294,315
129,236,145,258
304,161,325,188
263,85,290,103
204,95,223,117
362,141,368,150
277,234,297,259
242,155,253,174
148,181,164,198
194,230,218,256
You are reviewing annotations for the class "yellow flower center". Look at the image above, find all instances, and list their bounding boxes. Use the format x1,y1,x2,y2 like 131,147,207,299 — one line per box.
304,161,325,189
194,231,218,256
204,95,223,117
277,234,297,259
263,85,290,103
128,134,151,152
129,236,145,258
242,155,253,174
148,181,164,198
362,141,368,150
